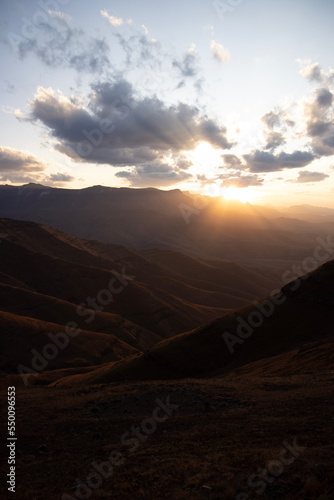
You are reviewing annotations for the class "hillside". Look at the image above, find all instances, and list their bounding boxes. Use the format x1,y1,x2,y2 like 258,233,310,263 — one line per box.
0,218,280,383
51,260,334,386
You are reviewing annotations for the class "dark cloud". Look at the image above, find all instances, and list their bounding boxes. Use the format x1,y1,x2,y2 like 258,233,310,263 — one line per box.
0,146,45,172
56,144,158,166
264,130,286,151
221,154,243,169
28,79,232,167
317,88,333,107
304,87,334,156
47,172,75,182
0,148,74,185
0,146,50,184
115,163,192,187
292,170,329,183
243,149,316,173
89,80,133,118
299,64,334,156
307,120,331,137
0,172,43,183
172,154,193,170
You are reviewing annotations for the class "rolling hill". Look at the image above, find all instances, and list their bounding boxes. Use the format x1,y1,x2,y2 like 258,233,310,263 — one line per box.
50,259,334,386
0,217,280,384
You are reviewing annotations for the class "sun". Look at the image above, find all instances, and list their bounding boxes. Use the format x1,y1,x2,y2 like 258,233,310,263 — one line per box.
222,186,258,204
189,142,222,175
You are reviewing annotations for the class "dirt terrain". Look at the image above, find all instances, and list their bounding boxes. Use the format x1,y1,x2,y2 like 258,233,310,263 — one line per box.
0,373,333,500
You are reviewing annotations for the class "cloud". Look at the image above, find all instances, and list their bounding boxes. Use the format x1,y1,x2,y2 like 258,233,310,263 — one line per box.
0,146,46,183
292,170,329,183
221,174,264,188
316,88,333,107
262,111,282,129
0,147,74,185
261,108,295,151
301,62,325,83
56,144,157,166
173,51,199,78
47,172,75,182
299,61,326,84
243,149,316,173
172,47,204,91
304,86,334,156
174,155,193,170
210,40,230,63
101,10,123,27
298,60,334,86
0,146,45,172
222,154,243,169
115,163,192,187
264,130,286,151
3,14,111,75
2,8,202,97
27,80,233,167
0,173,44,184
261,109,294,130
114,31,161,69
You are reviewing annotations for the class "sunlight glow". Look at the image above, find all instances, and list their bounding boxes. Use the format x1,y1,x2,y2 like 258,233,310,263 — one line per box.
189,142,222,175
222,186,259,204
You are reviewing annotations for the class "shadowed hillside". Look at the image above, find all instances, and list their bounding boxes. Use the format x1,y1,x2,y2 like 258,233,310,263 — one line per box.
51,260,334,386
0,218,281,384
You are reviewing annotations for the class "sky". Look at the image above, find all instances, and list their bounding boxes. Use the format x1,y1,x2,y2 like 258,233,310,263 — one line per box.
1,0,334,207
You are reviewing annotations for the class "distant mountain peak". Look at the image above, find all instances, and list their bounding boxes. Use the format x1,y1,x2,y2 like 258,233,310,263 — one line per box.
21,183,49,189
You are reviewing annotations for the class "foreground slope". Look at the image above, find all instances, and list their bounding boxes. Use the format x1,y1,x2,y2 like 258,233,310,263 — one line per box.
1,375,332,499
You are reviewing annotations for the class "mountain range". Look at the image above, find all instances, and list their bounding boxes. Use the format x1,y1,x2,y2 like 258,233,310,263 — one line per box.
1,183,333,269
